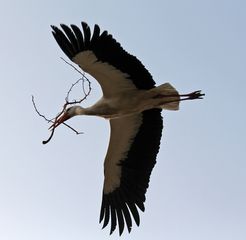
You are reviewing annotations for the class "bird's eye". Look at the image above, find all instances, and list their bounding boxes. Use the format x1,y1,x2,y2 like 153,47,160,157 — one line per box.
66,107,72,112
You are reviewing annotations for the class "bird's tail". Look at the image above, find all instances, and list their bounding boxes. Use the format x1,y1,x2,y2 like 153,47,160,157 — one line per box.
153,83,180,110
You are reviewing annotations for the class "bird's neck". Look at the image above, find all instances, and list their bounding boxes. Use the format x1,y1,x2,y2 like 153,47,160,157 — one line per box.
75,106,97,116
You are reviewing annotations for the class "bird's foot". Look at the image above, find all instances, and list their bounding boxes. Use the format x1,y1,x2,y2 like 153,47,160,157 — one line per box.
180,90,205,101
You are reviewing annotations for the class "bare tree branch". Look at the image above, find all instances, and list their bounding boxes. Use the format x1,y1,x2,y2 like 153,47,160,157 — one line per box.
60,57,92,105
60,57,84,76
42,127,55,144
32,57,92,144
32,95,84,144
32,95,53,122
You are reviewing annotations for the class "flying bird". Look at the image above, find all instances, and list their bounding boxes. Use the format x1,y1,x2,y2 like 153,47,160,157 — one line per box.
50,22,204,235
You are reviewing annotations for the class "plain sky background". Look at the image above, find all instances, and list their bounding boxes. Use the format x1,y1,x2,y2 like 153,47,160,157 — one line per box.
0,0,245,239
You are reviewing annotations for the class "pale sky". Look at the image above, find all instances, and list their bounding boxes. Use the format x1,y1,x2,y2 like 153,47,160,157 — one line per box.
0,0,245,239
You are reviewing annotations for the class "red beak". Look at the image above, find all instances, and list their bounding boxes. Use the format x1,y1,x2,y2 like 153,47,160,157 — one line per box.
49,112,70,130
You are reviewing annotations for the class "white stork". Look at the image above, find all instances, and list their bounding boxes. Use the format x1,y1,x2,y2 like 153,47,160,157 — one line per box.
50,22,204,235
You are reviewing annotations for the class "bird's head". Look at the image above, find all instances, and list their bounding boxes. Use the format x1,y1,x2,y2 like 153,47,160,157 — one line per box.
50,105,84,129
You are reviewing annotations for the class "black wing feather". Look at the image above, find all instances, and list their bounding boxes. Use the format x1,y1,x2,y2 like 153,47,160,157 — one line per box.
121,203,132,233
70,24,84,51
91,24,100,44
81,22,91,49
102,195,110,229
51,26,74,58
109,198,117,234
60,24,78,52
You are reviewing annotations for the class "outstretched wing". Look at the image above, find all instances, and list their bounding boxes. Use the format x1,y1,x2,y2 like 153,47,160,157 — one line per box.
51,22,156,97
100,109,163,235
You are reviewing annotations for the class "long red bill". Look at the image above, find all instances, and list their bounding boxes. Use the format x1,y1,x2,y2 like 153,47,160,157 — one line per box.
49,112,70,130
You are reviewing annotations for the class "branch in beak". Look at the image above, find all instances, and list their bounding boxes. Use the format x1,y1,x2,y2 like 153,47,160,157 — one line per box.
43,111,82,145
49,112,70,130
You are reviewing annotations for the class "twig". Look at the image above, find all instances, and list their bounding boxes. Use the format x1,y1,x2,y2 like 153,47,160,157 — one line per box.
61,57,92,105
32,96,84,144
42,128,55,144
32,57,92,144
65,78,83,102
32,95,53,122
60,57,84,76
